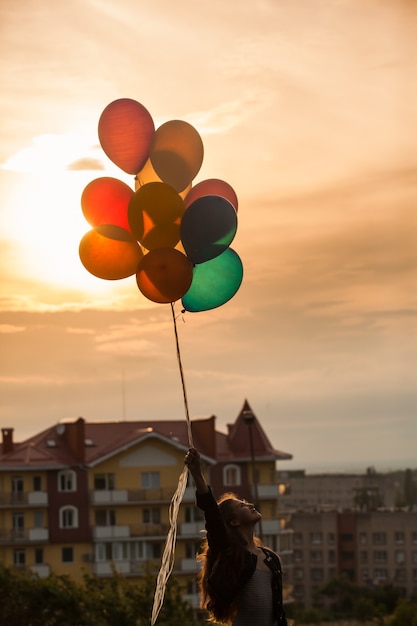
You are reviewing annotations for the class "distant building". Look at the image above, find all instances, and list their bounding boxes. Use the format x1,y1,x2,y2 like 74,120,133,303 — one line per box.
278,468,403,512
287,509,417,608
0,399,292,609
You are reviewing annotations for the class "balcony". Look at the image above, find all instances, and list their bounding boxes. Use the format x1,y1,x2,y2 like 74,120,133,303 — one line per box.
30,564,50,578
250,484,279,499
91,490,128,504
91,487,179,505
0,491,48,507
179,521,205,536
92,525,130,539
179,558,199,572
0,528,49,543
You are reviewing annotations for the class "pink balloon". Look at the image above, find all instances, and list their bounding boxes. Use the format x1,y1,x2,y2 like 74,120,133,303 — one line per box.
98,99,155,175
184,178,238,212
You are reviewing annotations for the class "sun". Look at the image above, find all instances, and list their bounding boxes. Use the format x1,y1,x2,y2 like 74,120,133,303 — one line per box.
1,133,137,296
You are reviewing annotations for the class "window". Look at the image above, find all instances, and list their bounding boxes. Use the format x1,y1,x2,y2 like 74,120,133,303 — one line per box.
60,506,78,529
360,532,367,545
412,532,417,544
360,551,368,564
184,506,203,523
328,550,336,564
293,533,303,546
12,513,25,538
413,551,417,563
295,568,304,580
33,476,42,491
58,470,76,492
34,548,44,564
94,473,115,490
374,551,387,563
395,569,406,582
327,532,335,544
395,531,405,544
374,568,388,582
11,477,24,502
373,532,386,545
33,512,43,528
223,464,241,487
14,549,25,567
141,472,160,489
95,509,116,526
62,547,74,563
143,508,161,524
361,568,369,581
185,541,198,559
310,550,322,563
294,549,303,563
310,532,322,545
341,533,354,542
396,551,406,564
311,568,324,582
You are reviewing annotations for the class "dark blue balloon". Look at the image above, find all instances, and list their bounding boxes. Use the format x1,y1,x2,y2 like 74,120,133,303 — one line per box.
180,195,237,264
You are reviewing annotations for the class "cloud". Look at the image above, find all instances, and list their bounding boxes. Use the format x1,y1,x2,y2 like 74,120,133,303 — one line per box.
67,157,105,171
0,324,26,334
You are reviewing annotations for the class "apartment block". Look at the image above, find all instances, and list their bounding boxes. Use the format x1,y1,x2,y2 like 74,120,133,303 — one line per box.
287,510,417,608
0,399,293,608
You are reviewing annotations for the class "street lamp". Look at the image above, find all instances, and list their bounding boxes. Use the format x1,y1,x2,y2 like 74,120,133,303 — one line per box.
242,408,263,541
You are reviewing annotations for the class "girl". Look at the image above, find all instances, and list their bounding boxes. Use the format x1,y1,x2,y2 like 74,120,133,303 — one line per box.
185,447,287,626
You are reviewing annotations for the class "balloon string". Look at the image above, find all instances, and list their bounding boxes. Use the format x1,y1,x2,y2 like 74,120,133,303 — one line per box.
150,303,193,625
170,302,194,448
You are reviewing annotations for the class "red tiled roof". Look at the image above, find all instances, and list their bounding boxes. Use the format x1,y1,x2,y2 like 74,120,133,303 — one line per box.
0,400,292,469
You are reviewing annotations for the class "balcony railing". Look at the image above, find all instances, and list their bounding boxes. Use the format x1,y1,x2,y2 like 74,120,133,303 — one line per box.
0,492,48,507
0,528,49,543
91,487,180,505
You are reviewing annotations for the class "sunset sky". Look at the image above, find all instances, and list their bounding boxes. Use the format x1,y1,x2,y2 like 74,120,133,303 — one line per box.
1,0,416,472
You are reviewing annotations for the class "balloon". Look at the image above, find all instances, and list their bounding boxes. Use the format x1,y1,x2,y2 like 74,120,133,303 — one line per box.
98,99,155,175
182,248,243,312
128,182,185,250
180,195,238,264
79,225,143,280
184,178,238,212
81,177,134,232
135,158,192,199
149,120,204,192
136,247,193,304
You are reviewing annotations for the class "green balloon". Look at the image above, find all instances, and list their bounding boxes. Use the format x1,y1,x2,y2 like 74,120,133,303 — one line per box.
182,248,243,312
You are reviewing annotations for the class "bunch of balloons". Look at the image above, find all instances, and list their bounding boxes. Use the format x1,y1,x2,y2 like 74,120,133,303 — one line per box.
79,98,243,312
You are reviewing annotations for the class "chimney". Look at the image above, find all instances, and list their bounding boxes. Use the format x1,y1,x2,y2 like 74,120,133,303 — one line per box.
64,418,85,463
2,428,14,454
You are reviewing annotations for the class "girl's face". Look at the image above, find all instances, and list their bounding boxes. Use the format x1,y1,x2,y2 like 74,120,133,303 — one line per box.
229,499,262,525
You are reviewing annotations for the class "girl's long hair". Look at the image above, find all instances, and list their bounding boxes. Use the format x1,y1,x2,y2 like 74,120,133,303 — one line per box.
196,493,261,625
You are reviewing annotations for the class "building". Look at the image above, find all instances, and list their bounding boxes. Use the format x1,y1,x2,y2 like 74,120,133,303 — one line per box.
278,468,402,513
286,509,417,608
0,399,293,608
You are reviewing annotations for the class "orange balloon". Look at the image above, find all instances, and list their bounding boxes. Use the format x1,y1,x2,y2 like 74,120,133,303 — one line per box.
135,158,191,199
81,177,134,232
149,120,204,192
136,247,193,303
184,178,238,212
128,182,185,250
98,99,155,175
79,225,143,280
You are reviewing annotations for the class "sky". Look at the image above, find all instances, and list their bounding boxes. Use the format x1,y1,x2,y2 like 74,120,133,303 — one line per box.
0,0,416,473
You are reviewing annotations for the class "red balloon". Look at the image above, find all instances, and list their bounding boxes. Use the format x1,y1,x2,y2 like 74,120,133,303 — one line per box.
79,225,143,280
136,247,193,303
81,177,134,232
184,179,238,212
98,99,155,175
